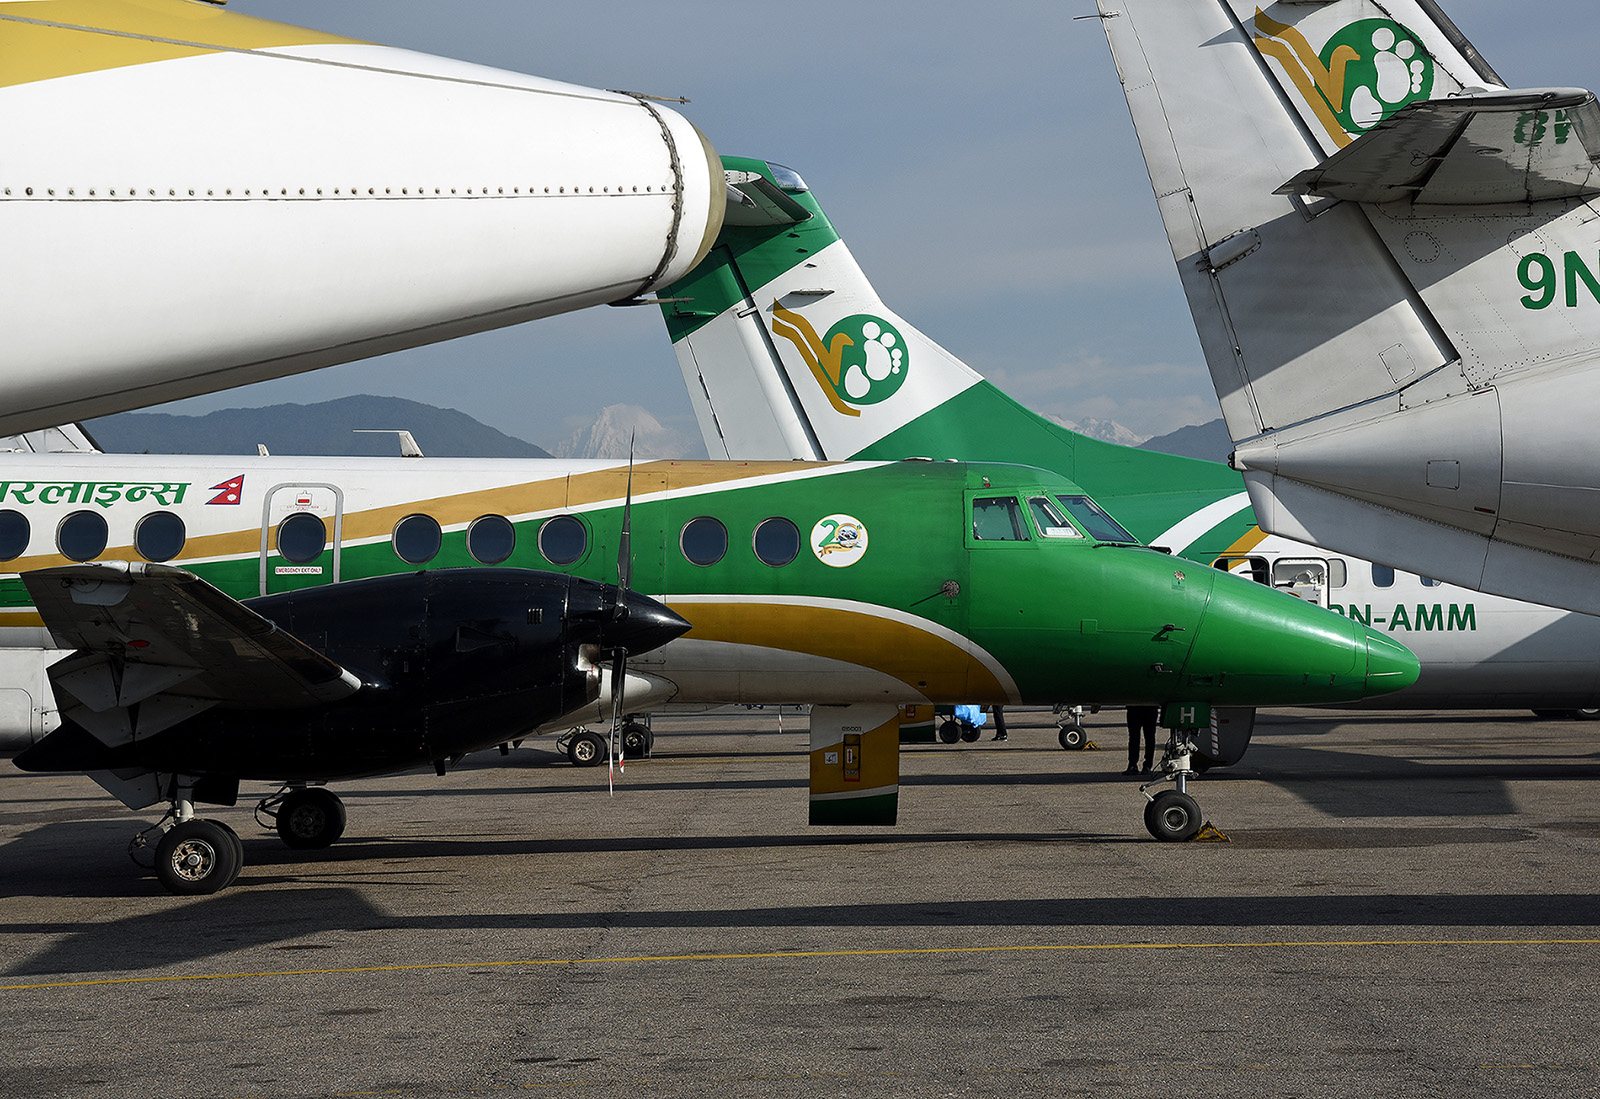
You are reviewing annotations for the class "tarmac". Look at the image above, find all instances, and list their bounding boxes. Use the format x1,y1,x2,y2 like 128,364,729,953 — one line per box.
4,705,1600,1098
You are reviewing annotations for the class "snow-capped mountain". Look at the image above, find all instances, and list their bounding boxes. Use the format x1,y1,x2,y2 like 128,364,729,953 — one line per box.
552,404,703,460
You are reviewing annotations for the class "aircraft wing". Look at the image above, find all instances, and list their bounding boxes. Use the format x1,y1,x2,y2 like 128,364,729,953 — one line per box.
1280,88,1600,205
23,562,361,748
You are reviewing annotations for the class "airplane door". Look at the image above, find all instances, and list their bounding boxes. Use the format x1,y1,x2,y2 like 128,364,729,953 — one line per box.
964,492,1046,632
260,483,344,595
1271,558,1330,608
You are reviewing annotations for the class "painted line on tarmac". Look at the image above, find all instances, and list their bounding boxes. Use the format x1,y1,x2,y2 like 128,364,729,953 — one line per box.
5,937,1599,992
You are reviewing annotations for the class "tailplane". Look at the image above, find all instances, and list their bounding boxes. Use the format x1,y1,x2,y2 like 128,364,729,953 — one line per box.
1099,0,1600,612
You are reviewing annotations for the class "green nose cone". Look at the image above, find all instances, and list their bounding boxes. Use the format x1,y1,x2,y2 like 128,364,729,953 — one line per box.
1364,630,1421,695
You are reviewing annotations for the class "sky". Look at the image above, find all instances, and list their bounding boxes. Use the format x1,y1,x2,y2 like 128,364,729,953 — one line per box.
176,0,1600,453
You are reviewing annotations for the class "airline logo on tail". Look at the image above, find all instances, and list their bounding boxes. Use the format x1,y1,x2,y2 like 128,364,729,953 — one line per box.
771,305,908,417
1253,8,1433,148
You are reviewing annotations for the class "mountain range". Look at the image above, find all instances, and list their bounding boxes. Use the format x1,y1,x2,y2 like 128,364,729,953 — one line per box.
83,394,1234,467
85,396,551,458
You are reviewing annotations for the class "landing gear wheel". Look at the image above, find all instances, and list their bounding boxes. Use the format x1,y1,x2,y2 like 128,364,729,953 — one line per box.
154,819,242,896
1058,723,1086,750
620,722,651,758
1575,708,1600,721
1144,790,1203,842
212,820,245,887
276,788,347,849
938,720,961,744
567,729,608,767
959,722,981,743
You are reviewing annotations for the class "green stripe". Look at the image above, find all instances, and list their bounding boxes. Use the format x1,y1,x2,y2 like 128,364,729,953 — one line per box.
809,791,899,826
851,382,1255,562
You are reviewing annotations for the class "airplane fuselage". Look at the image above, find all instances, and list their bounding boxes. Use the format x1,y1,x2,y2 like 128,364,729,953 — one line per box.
0,0,723,433
0,453,1415,752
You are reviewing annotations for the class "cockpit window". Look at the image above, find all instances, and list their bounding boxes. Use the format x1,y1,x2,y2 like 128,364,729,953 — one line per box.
1054,495,1138,544
972,496,1031,541
1027,496,1082,538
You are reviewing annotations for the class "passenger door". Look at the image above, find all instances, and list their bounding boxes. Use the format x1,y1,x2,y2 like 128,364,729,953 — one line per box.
260,483,343,595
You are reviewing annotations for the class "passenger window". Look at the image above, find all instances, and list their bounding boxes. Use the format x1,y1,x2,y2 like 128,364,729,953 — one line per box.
392,514,442,565
1053,495,1138,543
972,497,1030,541
1027,496,1081,538
467,514,515,565
135,512,186,562
57,511,109,562
1372,563,1395,588
681,516,728,566
1328,559,1348,589
539,515,587,566
276,512,327,564
1420,576,1441,588
0,510,29,560
753,517,800,567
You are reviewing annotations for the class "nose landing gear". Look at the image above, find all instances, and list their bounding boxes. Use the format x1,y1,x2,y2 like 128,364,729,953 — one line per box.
1139,727,1205,842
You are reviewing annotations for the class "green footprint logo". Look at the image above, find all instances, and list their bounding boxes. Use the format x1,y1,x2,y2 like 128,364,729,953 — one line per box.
1328,19,1434,133
771,306,910,413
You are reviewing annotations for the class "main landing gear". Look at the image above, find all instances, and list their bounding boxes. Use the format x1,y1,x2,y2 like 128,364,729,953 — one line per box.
559,719,653,767
258,786,347,849
133,782,353,896
1139,728,1205,842
132,784,247,896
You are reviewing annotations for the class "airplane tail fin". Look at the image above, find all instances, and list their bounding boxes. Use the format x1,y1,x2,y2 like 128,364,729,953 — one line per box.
657,156,987,463
1099,0,1600,608
656,156,1253,553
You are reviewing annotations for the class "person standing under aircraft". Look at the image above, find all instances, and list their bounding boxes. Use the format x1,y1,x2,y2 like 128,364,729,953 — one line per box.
1125,706,1158,776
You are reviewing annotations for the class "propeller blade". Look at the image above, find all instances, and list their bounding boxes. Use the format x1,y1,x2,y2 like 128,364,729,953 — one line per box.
608,646,627,790
616,434,635,599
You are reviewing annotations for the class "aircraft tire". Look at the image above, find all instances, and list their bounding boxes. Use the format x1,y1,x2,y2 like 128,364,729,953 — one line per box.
276,788,347,850
621,722,651,758
1144,791,1203,843
568,729,608,767
154,819,242,896
938,720,961,744
959,722,981,743
212,820,246,887
1058,724,1086,750
1575,708,1600,722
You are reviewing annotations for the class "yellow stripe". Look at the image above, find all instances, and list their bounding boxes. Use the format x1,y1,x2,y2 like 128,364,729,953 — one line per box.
674,601,1007,701
0,460,840,574
1218,525,1269,559
5,938,1596,992
0,0,360,89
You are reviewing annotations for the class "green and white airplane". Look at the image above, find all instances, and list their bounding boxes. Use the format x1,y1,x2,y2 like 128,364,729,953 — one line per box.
0,450,1416,854
656,156,1600,718
1095,0,1600,614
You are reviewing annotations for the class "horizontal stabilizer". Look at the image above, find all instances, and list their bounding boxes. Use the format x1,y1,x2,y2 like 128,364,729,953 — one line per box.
22,562,361,749
725,171,812,227
1280,89,1600,204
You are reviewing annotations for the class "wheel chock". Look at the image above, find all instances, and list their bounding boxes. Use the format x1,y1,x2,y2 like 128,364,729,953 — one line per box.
1194,821,1229,843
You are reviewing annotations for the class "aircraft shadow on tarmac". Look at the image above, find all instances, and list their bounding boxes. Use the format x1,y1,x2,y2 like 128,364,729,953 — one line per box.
7,883,1600,980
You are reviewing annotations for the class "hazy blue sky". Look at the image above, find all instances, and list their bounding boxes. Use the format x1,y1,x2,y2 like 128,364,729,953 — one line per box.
190,1,1597,450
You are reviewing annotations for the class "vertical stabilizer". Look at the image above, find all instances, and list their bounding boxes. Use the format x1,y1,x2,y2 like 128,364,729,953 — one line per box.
658,157,1254,556
1100,0,1600,613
